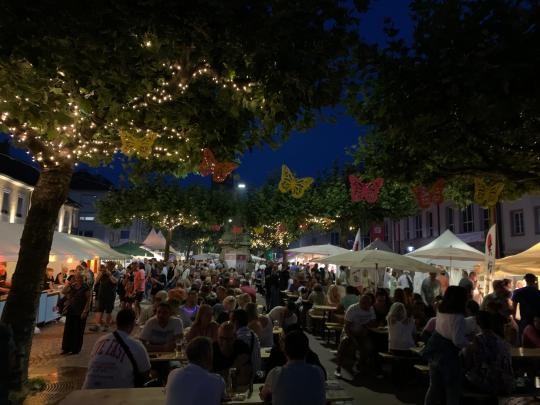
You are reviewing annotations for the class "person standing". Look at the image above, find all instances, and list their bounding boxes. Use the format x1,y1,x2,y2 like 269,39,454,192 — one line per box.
83,309,151,389
512,273,540,334
165,337,225,405
61,273,91,354
421,272,442,308
89,263,119,332
134,263,146,320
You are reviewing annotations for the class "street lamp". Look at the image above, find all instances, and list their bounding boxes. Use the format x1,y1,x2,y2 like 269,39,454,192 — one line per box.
237,183,246,189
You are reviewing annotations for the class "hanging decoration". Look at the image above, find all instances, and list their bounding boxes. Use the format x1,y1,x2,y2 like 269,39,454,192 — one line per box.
253,226,264,235
348,175,384,204
474,178,504,208
232,225,243,235
210,224,222,232
119,130,158,158
198,148,238,183
278,165,314,198
412,178,446,208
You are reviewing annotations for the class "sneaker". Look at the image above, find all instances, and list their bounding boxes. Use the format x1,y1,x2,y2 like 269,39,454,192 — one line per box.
334,369,342,379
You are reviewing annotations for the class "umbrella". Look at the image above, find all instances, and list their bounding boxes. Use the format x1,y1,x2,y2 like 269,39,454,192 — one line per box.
286,244,349,257
408,246,484,262
317,249,439,273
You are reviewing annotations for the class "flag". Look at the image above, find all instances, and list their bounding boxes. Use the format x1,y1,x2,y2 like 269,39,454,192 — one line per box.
352,228,362,251
483,224,497,294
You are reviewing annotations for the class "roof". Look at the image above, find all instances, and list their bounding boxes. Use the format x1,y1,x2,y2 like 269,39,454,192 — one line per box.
0,153,39,186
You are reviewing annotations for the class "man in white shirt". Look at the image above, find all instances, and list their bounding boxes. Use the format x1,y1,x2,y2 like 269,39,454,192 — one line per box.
397,271,413,289
140,302,183,352
268,302,298,328
261,330,325,405
335,294,377,378
83,309,150,389
166,336,225,405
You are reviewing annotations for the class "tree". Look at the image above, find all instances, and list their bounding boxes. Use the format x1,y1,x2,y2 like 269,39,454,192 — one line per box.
348,0,540,195
0,0,364,388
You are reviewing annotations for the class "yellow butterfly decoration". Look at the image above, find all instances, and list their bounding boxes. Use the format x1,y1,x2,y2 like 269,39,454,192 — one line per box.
253,226,265,235
474,178,504,208
120,130,158,158
278,165,314,199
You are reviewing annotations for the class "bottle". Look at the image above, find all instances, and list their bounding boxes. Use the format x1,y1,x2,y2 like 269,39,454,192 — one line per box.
229,368,237,394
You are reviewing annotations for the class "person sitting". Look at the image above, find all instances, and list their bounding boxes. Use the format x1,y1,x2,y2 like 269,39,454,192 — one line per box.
83,309,151,389
386,302,416,355
522,315,540,348
373,289,391,326
463,311,514,395
212,322,252,386
246,302,273,348
260,330,326,405
178,290,200,328
216,295,237,324
268,302,298,329
326,284,341,307
265,325,326,379
335,294,377,378
138,290,169,326
231,309,261,375
165,336,225,405
140,302,183,352
186,304,219,343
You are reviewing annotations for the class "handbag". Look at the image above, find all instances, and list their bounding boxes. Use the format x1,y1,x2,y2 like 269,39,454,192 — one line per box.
113,331,147,387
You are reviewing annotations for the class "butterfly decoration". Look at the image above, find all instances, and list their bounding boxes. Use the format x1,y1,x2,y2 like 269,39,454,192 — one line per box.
278,165,314,199
474,178,504,208
348,175,384,204
198,148,238,183
253,226,265,235
119,130,157,158
210,224,222,232
232,225,243,235
412,178,446,208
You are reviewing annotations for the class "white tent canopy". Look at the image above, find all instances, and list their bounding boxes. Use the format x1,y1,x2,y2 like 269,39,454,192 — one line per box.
286,244,349,257
142,228,167,250
407,229,484,270
318,249,439,273
0,222,128,262
495,241,540,276
363,239,392,252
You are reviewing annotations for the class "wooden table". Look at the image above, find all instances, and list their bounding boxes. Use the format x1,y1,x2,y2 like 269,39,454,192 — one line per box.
511,347,540,359
367,326,389,334
313,304,337,322
60,380,353,404
148,351,186,362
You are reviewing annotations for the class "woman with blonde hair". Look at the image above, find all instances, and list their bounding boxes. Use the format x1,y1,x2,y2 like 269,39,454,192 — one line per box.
386,302,416,355
326,284,341,307
185,304,219,342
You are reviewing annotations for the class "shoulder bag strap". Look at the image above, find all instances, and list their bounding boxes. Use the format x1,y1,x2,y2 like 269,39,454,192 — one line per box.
113,331,140,376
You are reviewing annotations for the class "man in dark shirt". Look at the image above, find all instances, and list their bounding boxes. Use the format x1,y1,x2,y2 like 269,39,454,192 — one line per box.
512,273,540,332
212,322,251,385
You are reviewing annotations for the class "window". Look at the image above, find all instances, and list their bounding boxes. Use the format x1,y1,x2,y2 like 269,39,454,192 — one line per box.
510,209,524,236
446,207,454,232
1,191,10,214
415,215,422,239
480,208,490,231
461,204,474,233
535,207,540,235
405,218,410,240
16,197,24,218
120,230,130,239
426,211,433,237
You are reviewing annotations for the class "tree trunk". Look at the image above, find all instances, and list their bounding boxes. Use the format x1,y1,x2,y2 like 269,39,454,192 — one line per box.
164,229,172,261
1,161,74,389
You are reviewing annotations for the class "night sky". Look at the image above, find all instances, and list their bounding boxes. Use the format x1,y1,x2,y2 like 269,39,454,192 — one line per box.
2,0,412,189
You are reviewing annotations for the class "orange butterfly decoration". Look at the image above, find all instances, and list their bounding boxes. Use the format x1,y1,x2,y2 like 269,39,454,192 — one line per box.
412,179,446,208
198,148,238,183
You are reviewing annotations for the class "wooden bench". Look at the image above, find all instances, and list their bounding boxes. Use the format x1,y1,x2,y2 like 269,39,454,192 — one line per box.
323,322,343,346
413,364,429,375
378,352,422,382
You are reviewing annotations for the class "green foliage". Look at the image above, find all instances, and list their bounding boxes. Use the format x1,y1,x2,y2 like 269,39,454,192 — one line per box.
348,0,540,197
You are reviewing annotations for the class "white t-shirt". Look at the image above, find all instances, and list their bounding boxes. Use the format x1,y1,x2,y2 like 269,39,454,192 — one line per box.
397,274,413,289
82,330,151,389
166,363,225,405
140,316,183,345
344,304,375,334
388,319,416,351
268,306,298,328
435,312,468,348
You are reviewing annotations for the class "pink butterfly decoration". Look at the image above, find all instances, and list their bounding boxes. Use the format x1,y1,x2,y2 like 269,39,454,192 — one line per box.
349,175,384,204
